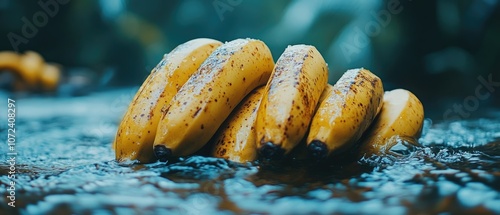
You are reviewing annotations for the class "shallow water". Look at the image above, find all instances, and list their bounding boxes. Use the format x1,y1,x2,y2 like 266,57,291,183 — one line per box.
0,89,499,215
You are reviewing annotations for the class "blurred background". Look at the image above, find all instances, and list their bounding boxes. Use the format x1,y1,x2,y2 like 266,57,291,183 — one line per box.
0,0,499,119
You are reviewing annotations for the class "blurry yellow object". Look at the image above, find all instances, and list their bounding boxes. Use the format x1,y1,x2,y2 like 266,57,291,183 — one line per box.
0,50,61,92
39,63,61,91
0,51,21,70
19,51,45,86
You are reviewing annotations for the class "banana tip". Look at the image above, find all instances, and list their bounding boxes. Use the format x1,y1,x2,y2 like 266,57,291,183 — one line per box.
154,145,172,162
258,142,285,161
307,140,328,161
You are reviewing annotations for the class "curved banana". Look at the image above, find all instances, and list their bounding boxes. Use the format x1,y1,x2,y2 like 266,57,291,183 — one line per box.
114,38,222,163
153,39,274,162
0,51,61,91
211,86,265,163
357,89,424,157
307,68,384,160
256,45,328,160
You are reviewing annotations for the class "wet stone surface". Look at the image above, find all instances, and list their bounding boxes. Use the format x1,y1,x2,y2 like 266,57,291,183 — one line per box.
0,89,499,214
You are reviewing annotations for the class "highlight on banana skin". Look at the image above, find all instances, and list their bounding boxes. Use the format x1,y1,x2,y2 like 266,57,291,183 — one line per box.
114,37,425,164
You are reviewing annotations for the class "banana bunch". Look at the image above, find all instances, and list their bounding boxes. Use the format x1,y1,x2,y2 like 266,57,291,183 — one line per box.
114,38,425,164
0,51,61,91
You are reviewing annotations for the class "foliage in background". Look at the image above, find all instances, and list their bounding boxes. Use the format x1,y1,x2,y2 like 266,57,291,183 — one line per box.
0,0,499,117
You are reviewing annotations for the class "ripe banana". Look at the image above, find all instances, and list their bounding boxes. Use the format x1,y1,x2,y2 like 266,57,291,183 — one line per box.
211,86,265,163
1,51,61,91
256,45,328,160
357,89,424,156
153,39,274,162
307,68,384,161
114,38,222,163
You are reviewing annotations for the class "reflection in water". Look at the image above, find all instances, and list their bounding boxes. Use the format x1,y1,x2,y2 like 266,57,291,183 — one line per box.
0,89,499,214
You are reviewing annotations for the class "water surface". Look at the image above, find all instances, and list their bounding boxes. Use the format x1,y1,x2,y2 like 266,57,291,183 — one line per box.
0,89,499,214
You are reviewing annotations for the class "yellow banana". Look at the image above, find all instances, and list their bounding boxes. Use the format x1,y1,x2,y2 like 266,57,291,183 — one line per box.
114,38,222,163
256,45,328,160
0,51,61,91
211,86,265,163
153,39,274,162
357,89,424,156
307,68,384,160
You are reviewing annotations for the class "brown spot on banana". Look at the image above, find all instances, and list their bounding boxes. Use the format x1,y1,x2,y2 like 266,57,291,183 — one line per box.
114,38,222,163
153,38,274,161
256,45,328,161
306,68,384,161
210,86,266,163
